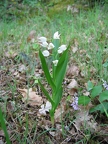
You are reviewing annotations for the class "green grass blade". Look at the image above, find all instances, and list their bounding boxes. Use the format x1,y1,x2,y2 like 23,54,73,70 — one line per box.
0,108,11,144
39,50,56,89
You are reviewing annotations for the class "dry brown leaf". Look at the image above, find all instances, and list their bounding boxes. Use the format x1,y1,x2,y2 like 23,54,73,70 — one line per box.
83,91,90,96
0,130,5,137
67,79,78,89
27,30,36,43
54,102,66,123
67,65,79,77
18,88,43,106
69,88,78,96
74,107,98,132
18,64,27,72
67,79,78,96
71,46,78,53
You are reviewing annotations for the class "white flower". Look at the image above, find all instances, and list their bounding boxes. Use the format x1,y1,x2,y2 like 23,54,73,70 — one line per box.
38,36,48,47
45,101,52,111
58,45,67,54
39,104,46,115
52,60,58,66
58,49,63,54
40,41,48,47
59,45,67,51
48,43,55,50
38,37,47,43
39,101,52,115
53,31,60,39
42,50,50,57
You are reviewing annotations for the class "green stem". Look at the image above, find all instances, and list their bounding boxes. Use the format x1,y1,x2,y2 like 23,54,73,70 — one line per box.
50,109,55,127
51,115,54,127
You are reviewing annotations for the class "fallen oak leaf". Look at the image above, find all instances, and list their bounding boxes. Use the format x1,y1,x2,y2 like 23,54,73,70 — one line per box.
18,88,43,106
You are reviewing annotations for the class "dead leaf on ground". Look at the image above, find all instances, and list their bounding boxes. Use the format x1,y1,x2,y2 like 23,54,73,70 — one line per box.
54,100,67,123
67,79,78,89
18,64,27,72
71,46,78,53
67,65,79,78
0,130,4,137
83,91,90,96
67,79,78,95
27,30,36,43
74,107,98,132
18,88,43,106
69,88,78,96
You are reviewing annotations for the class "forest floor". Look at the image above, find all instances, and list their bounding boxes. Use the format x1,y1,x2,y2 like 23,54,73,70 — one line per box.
0,1,108,144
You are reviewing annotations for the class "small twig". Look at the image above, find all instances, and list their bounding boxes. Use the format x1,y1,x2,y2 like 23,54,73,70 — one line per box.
72,122,88,140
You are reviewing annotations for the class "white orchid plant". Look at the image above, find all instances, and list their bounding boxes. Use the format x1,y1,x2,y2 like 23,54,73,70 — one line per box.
38,31,69,125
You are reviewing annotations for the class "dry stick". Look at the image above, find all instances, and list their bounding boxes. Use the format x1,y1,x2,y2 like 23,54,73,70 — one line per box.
72,122,88,140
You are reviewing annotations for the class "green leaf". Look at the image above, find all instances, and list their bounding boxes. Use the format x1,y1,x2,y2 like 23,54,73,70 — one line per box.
53,87,63,110
91,85,102,98
39,50,55,90
99,90,108,102
87,80,94,91
78,96,90,105
38,80,55,105
90,102,108,113
0,108,11,144
55,48,69,88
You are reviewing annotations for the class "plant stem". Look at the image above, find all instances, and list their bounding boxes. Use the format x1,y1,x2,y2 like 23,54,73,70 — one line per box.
51,115,54,127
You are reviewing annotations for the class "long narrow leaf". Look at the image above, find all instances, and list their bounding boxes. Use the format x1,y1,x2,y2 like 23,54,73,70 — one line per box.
53,87,63,110
38,80,55,105
55,48,69,87
39,50,55,90
0,108,11,144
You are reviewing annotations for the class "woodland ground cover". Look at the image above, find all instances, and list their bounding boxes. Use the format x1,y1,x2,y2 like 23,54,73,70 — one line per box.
0,1,108,144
